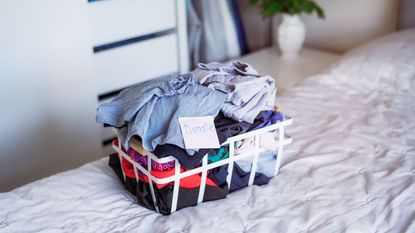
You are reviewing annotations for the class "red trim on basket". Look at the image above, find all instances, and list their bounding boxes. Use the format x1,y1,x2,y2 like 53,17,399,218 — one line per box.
113,139,218,189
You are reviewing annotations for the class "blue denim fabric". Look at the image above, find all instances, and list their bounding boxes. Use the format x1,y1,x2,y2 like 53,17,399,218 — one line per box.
97,73,227,152
193,61,276,123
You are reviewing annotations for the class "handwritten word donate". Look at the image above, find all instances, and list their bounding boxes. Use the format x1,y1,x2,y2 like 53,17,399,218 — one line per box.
178,116,220,149
184,123,215,135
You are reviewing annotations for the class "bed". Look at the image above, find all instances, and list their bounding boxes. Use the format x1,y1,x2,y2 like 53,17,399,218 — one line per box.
1,29,414,233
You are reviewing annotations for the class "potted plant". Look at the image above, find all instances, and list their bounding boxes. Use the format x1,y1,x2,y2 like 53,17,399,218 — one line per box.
250,0,325,59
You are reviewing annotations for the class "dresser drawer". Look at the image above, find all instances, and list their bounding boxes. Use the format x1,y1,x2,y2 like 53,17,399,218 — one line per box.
94,34,179,95
88,0,176,46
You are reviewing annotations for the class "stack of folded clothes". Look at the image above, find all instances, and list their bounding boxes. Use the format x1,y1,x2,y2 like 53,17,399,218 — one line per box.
97,61,284,214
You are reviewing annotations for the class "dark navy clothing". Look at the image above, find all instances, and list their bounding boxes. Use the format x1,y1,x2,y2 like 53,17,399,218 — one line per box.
108,153,228,215
249,110,283,131
208,163,271,192
153,111,280,169
153,112,250,169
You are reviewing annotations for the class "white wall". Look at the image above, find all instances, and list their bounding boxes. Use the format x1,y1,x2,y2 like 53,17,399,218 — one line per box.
0,0,101,191
238,0,273,52
242,0,399,53
299,0,399,53
398,0,415,29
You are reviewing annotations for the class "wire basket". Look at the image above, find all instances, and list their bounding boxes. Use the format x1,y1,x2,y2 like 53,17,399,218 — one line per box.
112,115,293,214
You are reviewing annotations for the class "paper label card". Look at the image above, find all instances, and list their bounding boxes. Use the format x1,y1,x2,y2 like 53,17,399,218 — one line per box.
178,116,220,149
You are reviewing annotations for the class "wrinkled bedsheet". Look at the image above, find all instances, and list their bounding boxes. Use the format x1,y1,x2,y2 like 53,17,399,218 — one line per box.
1,29,414,233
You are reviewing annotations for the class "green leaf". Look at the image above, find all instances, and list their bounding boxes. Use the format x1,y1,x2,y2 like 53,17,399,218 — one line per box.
303,0,314,14
315,4,325,19
249,0,325,18
292,0,301,8
261,1,283,16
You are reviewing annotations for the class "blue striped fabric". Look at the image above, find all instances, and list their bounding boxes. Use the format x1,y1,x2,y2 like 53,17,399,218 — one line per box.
229,0,248,55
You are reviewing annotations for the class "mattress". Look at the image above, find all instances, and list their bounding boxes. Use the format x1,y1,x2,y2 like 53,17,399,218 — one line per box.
1,29,414,233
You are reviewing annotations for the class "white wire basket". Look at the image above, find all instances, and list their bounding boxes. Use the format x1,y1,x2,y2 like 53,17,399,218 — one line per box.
112,115,293,214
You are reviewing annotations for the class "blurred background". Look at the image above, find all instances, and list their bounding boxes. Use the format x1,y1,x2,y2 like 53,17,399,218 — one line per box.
0,0,414,192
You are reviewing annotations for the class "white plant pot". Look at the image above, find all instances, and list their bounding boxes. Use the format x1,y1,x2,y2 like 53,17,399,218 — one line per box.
277,14,305,60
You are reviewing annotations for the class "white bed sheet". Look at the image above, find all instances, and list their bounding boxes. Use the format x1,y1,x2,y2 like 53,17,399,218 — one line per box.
1,29,415,233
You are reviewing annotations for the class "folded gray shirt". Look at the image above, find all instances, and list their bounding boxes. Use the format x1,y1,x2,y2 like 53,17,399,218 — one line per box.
96,73,226,152
193,61,276,123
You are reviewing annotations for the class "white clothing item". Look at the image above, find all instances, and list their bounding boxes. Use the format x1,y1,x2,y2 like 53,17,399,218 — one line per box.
234,132,278,155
